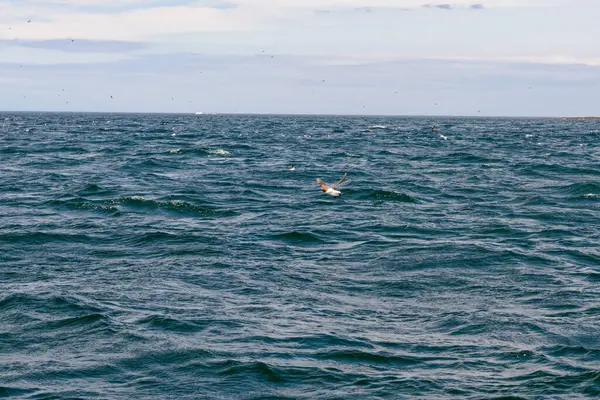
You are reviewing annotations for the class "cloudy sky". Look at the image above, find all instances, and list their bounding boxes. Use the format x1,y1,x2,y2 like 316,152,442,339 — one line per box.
1,0,599,115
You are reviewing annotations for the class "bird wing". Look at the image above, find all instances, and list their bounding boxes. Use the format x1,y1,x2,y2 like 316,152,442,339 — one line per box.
332,172,348,189
316,178,328,190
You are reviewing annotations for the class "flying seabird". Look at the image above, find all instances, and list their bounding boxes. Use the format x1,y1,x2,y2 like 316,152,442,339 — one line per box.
317,172,348,197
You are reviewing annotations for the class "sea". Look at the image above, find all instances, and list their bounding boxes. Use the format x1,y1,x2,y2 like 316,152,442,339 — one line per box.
1,113,599,399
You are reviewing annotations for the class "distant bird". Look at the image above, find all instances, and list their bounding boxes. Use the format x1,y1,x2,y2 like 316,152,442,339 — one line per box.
288,165,296,171
432,125,436,132
317,172,348,197
110,96,113,99
27,20,31,23
71,39,75,42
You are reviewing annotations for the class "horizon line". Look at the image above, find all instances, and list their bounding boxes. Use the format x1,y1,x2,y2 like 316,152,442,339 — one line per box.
2,110,594,119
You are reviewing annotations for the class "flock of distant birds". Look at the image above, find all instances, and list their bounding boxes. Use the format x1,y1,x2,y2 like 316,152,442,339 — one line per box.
7,18,513,115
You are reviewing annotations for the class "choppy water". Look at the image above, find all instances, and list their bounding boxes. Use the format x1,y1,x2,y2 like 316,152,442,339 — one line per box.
1,113,600,399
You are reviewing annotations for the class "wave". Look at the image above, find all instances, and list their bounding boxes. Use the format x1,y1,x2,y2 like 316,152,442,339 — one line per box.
442,152,501,164
0,387,37,397
166,147,232,157
315,349,422,365
272,231,323,244
143,127,172,134
0,231,95,245
217,361,288,381
137,315,209,333
75,184,113,196
561,182,600,200
53,199,121,215
109,196,236,218
206,149,232,156
107,196,238,218
523,163,600,177
116,158,168,170
44,313,109,331
363,189,419,203
48,192,237,218
368,125,389,129
0,292,102,313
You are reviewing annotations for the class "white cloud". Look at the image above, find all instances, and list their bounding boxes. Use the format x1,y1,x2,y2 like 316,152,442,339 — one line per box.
319,54,600,67
0,0,564,42
440,55,600,67
0,45,134,64
1,0,596,65
2,6,264,41
234,0,552,9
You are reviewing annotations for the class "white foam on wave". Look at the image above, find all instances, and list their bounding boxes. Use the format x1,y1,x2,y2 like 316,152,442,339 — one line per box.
207,149,232,156
169,148,182,154
109,195,146,205
369,125,388,129
584,193,600,199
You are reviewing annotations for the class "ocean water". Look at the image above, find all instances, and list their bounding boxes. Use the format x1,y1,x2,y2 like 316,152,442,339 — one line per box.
1,113,599,399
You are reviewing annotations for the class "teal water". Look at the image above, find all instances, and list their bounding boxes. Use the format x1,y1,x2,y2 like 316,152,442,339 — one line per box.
1,113,599,399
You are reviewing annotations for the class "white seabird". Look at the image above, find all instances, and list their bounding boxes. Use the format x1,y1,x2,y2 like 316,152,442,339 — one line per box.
316,172,348,197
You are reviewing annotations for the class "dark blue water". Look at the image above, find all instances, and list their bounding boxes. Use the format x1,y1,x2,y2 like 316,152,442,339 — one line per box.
1,113,599,399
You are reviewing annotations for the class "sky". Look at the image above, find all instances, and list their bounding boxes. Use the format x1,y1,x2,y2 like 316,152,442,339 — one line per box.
1,0,599,116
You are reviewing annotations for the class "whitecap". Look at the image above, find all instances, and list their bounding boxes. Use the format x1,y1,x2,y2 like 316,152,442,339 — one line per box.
207,149,232,156
169,148,182,154
584,193,600,199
